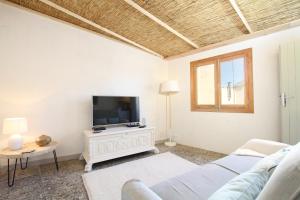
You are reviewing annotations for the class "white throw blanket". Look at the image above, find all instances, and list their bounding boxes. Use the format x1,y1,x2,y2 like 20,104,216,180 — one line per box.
82,152,198,200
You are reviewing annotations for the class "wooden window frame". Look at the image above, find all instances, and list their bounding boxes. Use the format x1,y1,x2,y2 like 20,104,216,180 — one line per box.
190,48,254,113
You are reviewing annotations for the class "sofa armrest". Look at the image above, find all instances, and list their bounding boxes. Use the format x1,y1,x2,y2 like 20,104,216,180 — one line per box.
122,179,162,200
234,139,290,156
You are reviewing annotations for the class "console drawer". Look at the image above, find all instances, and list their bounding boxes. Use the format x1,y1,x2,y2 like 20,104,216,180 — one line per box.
88,129,153,159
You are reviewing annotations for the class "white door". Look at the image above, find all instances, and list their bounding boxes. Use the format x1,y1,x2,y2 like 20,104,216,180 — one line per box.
280,41,300,144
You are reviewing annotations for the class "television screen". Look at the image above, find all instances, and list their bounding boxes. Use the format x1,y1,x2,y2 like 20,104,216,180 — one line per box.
93,96,140,127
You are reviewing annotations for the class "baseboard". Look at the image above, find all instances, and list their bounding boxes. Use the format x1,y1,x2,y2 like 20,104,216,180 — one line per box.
155,139,168,144
34,153,82,166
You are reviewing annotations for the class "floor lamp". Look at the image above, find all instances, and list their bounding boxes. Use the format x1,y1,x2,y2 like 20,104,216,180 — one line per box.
160,80,180,147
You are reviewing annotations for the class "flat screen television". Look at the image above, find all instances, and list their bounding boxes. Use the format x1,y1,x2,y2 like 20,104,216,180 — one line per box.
92,96,140,127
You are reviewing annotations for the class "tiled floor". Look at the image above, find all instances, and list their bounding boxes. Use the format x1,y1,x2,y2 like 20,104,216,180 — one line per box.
0,144,225,200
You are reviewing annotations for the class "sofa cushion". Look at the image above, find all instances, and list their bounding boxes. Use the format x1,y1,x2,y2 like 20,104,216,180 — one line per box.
208,167,270,200
257,143,300,200
150,163,237,200
208,147,291,200
150,155,262,200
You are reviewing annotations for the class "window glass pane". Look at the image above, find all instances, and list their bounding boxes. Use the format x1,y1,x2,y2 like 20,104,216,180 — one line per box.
220,57,245,105
196,64,215,105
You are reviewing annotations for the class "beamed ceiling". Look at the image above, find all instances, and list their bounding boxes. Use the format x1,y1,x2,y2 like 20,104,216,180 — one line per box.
6,0,300,59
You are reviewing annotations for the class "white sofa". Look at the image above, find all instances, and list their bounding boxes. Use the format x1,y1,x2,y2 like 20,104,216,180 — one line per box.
122,139,299,200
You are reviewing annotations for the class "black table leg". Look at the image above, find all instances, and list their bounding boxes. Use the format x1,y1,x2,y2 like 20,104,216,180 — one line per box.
8,158,18,187
53,150,59,171
20,157,29,170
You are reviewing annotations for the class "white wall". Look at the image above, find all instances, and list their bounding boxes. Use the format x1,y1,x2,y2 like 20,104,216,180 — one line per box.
2,1,300,160
167,26,300,154
0,2,168,163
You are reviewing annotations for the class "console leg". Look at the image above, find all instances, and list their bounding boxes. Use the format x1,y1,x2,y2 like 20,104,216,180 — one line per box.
153,147,160,154
84,163,93,172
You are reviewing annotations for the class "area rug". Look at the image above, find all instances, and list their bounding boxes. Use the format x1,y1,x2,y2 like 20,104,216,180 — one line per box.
82,152,198,200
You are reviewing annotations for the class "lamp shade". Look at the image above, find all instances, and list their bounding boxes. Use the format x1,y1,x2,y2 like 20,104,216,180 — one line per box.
2,118,28,135
160,80,180,94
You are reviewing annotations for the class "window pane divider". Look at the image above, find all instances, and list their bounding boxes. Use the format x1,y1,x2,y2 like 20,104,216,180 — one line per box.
190,48,254,113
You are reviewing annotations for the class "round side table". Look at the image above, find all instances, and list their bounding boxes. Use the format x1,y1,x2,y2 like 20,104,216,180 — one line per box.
0,141,58,187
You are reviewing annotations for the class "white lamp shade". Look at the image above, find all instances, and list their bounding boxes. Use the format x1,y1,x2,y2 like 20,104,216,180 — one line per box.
2,118,28,135
160,80,180,94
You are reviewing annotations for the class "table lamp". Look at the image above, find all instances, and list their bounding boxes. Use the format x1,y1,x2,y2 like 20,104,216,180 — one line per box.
2,118,28,150
160,80,180,147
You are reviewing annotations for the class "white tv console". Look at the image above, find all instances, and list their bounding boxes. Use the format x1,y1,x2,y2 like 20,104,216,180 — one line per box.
82,126,158,171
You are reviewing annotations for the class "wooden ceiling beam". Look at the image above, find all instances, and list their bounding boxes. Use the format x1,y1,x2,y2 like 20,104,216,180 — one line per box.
38,0,164,58
165,19,300,60
123,0,199,49
229,0,253,34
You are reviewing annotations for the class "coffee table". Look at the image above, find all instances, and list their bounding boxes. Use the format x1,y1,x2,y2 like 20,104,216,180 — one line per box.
0,141,59,187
